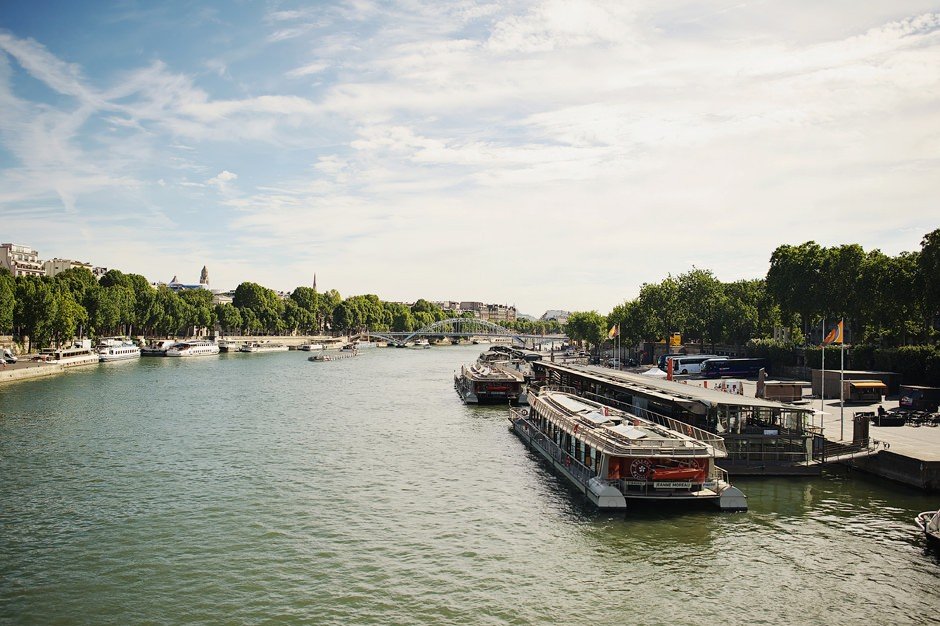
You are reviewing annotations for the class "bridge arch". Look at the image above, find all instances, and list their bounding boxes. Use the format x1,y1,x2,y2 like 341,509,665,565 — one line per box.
403,317,524,345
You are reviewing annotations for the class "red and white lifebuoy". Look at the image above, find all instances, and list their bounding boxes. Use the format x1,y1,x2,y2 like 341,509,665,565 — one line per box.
573,423,580,435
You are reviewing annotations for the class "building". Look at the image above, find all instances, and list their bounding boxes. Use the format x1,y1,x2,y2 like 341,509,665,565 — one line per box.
485,303,516,323
0,243,44,278
540,310,570,324
43,258,93,277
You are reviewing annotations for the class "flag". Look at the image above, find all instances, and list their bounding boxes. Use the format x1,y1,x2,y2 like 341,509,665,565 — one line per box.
823,320,843,345
608,324,619,339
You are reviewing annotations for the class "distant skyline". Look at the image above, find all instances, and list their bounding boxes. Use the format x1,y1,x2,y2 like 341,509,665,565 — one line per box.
1,1,938,315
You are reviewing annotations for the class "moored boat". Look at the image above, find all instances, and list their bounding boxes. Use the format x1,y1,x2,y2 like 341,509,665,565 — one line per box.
299,343,324,351
36,341,100,368
165,340,220,357
454,363,527,405
141,339,178,356
508,389,747,511
915,509,940,543
238,342,289,353
309,350,358,362
96,337,141,362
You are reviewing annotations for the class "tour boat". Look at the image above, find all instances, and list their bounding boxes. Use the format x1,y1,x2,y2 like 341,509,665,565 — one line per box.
141,339,178,356
299,343,324,351
165,340,220,357
411,338,430,349
454,363,528,405
915,509,940,543
508,389,747,511
238,342,289,353
309,350,358,362
353,340,378,349
37,342,100,367
96,338,141,362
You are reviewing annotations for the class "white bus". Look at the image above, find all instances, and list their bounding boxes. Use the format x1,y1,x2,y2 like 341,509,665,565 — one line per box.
669,355,727,375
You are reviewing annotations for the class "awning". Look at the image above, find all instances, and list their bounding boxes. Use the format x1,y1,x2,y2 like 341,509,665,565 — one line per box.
850,381,887,389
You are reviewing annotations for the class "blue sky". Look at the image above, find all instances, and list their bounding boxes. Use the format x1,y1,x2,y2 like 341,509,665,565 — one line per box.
1,1,938,315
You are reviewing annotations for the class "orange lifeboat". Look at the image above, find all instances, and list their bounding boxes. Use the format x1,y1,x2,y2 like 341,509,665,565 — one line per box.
650,467,704,481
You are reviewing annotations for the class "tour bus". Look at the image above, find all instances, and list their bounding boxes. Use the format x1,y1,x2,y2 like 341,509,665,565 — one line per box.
701,358,767,379
670,355,727,375
658,354,720,373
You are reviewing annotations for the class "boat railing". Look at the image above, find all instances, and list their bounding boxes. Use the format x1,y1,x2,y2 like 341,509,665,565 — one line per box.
581,391,727,457
534,401,718,458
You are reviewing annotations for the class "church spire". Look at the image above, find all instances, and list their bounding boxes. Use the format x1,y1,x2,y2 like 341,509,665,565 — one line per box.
312,273,317,291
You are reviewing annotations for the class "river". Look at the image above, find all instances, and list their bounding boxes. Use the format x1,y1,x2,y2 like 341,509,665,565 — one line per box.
1,346,938,625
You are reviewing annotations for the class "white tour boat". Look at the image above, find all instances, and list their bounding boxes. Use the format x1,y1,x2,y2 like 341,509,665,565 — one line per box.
455,363,528,405
509,389,747,511
165,340,220,357
299,343,324,351
96,337,141,362
37,341,100,368
238,342,289,353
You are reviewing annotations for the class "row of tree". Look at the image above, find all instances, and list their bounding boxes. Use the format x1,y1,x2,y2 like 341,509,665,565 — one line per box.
565,228,940,352
0,266,516,349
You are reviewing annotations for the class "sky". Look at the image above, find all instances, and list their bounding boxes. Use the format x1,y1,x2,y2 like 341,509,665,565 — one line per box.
0,1,938,316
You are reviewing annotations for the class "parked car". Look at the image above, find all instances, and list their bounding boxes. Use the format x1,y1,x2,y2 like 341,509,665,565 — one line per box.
2,348,17,364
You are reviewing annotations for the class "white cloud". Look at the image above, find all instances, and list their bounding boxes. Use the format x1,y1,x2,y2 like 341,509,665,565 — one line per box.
1,3,938,313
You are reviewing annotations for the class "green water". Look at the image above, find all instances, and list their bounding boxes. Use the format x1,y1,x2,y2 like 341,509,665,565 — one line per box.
1,347,938,625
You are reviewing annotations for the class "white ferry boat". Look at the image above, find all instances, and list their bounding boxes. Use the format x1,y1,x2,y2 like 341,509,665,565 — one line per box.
410,338,430,349
299,343,324,351
96,338,141,362
238,342,289,353
165,340,220,357
37,341,100,368
353,340,378,349
509,389,747,511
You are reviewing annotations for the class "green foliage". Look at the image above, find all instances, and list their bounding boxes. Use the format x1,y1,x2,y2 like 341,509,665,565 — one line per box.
0,268,14,333
565,311,606,349
745,338,798,372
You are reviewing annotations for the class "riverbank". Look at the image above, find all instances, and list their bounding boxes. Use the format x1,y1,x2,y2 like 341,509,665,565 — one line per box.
0,360,67,384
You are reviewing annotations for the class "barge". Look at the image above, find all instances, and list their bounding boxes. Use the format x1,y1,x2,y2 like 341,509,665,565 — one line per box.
509,388,746,511
455,363,527,405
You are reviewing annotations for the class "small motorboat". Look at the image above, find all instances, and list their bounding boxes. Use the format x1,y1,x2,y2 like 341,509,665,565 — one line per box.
915,509,940,543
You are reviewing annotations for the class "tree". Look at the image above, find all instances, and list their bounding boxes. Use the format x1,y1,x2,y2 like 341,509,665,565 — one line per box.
179,289,215,336
50,288,87,346
767,241,827,333
233,282,284,334
565,311,606,352
15,276,57,351
0,268,14,334
919,228,940,340
215,303,243,335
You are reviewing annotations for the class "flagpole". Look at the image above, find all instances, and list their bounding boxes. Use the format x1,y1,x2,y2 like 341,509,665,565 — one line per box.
820,318,826,432
840,318,845,441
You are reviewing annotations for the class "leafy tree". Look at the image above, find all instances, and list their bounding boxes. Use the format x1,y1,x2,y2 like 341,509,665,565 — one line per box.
565,311,606,352
766,241,827,333
50,288,87,346
233,282,284,334
215,303,243,335
179,289,215,336
15,276,57,351
919,228,940,340
0,268,14,334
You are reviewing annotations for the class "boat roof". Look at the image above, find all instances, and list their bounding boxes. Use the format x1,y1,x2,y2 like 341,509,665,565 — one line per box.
537,363,814,414
536,390,713,456
463,364,525,382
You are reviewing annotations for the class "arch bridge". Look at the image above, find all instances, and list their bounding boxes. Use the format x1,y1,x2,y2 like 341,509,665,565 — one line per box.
354,317,565,348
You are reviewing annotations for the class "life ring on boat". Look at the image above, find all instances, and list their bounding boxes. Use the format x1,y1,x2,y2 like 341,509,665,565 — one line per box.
573,424,580,434
564,456,571,467
520,409,529,416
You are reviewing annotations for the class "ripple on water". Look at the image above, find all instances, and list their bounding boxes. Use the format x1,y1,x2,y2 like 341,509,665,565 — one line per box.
2,348,939,625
